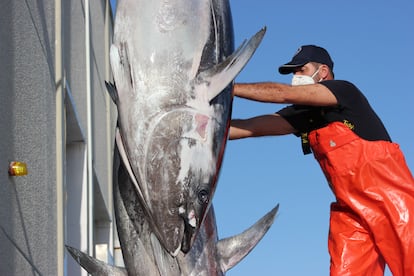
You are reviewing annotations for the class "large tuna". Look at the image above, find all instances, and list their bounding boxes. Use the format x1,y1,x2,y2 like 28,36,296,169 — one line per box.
67,147,278,275
67,0,279,274
109,0,266,255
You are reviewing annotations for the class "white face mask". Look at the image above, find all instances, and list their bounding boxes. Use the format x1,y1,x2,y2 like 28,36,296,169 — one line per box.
291,67,321,86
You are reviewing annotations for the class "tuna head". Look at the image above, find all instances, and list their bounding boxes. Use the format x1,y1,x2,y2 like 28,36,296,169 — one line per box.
144,108,219,254
110,0,265,255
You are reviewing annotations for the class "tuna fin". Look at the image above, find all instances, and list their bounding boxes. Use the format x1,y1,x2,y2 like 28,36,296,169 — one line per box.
216,204,279,272
194,27,266,103
115,128,147,207
66,245,127,276
105,81,118,104
115,128,166,250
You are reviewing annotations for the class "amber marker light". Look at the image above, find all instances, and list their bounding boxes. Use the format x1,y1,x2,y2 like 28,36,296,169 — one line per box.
8,161,28,176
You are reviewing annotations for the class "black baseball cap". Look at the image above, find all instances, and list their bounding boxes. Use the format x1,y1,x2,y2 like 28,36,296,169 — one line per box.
278,45,334,75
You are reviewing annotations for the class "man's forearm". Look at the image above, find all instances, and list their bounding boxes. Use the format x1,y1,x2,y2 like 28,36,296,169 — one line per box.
233,82,338,106
233,82,290,103
229,115,296,140
229,119,254,140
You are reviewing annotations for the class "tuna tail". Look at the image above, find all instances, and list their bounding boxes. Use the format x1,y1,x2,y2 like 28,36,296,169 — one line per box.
194,27,266,103
65,245,128,276
217,204,279,273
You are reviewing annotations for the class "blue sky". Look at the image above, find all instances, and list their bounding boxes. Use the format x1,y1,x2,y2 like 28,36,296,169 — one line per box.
110,1,413,275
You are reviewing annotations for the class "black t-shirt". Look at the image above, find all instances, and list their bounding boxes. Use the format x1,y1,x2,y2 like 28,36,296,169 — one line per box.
276,80,391,154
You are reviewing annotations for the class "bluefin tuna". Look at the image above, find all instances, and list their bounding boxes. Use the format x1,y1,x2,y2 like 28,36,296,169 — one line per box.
67,0,279,274
110,0,266,255
67,144,278,275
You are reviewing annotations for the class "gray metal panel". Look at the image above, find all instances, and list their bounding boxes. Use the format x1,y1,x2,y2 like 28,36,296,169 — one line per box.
0,2,15,273
63,0,88,134
0,1,57,275
0,0,115,275
91,0,112,216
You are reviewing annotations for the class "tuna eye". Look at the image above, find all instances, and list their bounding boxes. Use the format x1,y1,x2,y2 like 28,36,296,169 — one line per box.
198,189,209,205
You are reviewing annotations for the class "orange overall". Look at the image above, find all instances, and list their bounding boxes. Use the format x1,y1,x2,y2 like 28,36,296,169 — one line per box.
308,122,414,276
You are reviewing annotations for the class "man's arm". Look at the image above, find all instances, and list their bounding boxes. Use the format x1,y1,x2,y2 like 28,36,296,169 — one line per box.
233,82,338,106
229,113,295,140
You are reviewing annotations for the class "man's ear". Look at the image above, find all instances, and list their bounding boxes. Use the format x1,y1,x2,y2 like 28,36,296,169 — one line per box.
320,65,330,80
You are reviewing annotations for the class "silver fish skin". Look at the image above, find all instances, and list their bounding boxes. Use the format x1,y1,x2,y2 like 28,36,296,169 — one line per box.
110,0,266,255
67,0,277,274
67,146,278,275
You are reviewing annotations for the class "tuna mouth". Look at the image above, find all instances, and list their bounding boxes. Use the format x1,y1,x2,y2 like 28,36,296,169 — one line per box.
158,207,198,256
179,207,197,253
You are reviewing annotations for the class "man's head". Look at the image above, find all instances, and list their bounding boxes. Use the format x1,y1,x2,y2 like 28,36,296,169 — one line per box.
279,45,334,83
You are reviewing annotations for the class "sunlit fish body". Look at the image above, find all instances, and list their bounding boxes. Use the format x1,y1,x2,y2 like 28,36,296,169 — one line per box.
66,0,280,274
66,147,278,275
109,0,265,255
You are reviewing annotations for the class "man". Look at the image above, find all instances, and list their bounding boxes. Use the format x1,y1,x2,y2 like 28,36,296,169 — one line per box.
229,45,414,276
